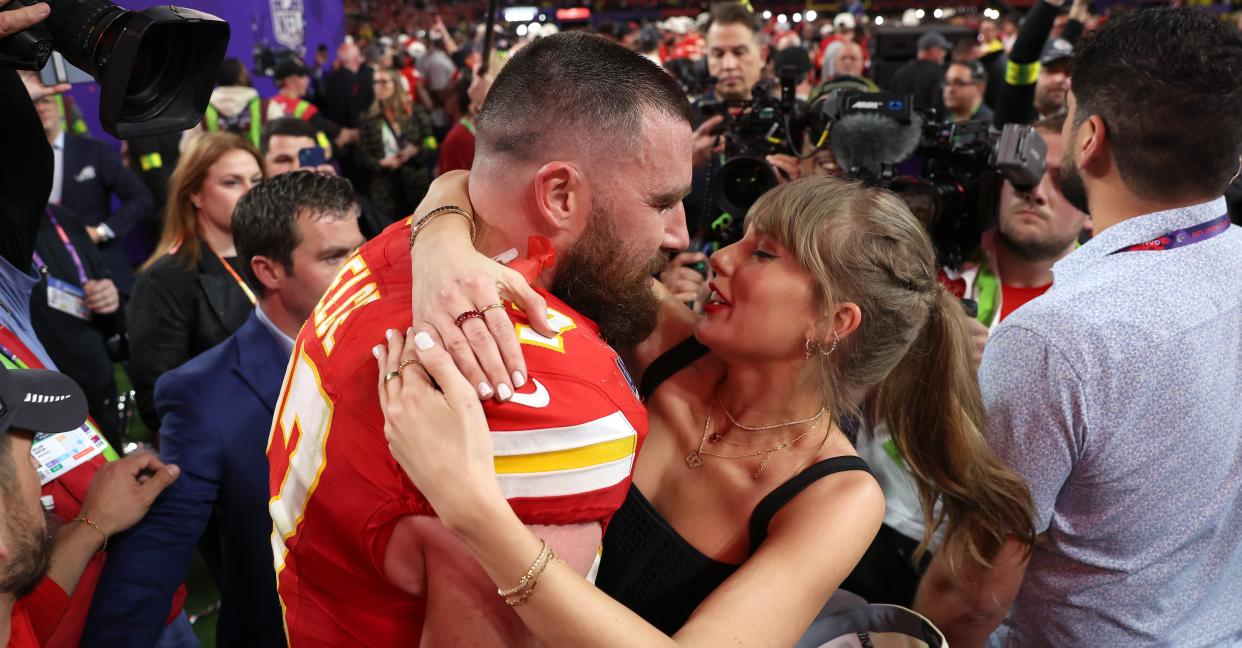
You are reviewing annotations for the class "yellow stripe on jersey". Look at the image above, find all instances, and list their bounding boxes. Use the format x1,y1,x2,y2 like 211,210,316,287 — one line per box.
494,436,636,474
491,410,638,499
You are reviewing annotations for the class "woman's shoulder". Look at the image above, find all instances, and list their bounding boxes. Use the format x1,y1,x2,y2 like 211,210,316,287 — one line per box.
135,254,200,291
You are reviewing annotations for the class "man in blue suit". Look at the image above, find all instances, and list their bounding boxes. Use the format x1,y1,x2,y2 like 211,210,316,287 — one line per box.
82,171,364,646
34,94,154,293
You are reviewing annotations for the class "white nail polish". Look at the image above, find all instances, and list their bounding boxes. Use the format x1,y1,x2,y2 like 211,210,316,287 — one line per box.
497,384,513,401
385,329,395,340
414,331,434,350
512,371,526,388
372,346,382,359
478,382,493,398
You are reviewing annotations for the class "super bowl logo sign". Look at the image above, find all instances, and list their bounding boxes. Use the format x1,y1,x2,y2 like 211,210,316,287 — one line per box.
270,0,305,49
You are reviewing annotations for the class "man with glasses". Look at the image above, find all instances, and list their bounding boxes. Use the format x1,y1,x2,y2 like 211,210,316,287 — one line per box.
943,60,993,123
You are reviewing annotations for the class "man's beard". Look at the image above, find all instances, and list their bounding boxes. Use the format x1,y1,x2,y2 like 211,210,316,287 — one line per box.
0,495,51,599
997,207,1079,262
1060,138,1091,215
550,204,665,350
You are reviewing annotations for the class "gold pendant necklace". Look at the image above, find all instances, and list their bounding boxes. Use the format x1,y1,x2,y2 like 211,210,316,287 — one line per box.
685,411,822,480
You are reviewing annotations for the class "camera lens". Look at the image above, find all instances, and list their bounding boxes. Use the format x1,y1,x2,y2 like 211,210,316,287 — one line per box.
716,157,779,217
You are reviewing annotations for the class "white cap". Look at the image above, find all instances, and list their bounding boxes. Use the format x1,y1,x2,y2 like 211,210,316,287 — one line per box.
834,13,856,31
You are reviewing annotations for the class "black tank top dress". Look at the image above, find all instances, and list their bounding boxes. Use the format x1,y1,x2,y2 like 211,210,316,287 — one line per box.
595,338,873,635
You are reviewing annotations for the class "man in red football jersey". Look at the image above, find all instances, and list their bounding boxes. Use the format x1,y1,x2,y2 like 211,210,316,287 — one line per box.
268,33,694,646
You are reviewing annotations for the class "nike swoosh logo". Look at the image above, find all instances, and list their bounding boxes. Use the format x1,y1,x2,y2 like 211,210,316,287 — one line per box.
508,379,550,409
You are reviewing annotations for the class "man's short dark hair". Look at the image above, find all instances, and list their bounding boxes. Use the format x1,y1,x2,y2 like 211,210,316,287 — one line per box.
261,117,319,154
233,171,358,285
217,58,248,87
474,32,692,162
705,2,762,36
950,60,987,84
1071,7,1242,200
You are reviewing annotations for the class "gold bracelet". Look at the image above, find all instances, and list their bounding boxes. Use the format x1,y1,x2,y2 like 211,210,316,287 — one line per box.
73,515,108,553
505,549,560,607
497,539,550,598
408,204,476,249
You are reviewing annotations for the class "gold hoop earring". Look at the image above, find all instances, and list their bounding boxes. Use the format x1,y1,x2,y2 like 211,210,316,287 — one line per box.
805,331,839,359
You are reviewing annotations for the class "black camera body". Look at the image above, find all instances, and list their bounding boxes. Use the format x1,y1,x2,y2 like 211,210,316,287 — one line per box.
813,88,1048,267
702,65,806,223
0,0,230,138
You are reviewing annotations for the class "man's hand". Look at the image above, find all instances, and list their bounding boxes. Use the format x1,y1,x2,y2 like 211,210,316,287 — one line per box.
766,154,802,185
79,452,181,537
85,225,103,244
659,252,708,306
0,0,49,38
83,278,119,315
964,315,989,374
692,115,726,168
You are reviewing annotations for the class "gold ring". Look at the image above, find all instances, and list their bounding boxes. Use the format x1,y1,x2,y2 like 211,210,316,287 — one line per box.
383,370,402,384
398,359,419,371
480,302,505,315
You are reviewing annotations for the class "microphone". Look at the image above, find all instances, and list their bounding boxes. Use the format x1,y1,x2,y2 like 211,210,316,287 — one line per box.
829,112,924,179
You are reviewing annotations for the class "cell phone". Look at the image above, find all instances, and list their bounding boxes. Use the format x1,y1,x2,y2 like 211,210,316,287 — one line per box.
40,52,94,86
298,146,327,168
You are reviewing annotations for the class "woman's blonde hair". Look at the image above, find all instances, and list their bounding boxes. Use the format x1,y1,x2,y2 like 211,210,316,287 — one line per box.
142,132,265,270
747,176,1036,567
366,67,410,121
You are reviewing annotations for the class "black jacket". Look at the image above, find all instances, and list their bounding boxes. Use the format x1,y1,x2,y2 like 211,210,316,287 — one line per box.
889,59,946,114
60,134,155,293
29,205,123,439
127,250,256,432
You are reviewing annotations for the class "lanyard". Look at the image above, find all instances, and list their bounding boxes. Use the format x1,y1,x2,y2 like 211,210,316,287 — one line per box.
37,208,90,284
210,247,258,305
1112,214,1232,254
0,329,39,369
460,116,475,135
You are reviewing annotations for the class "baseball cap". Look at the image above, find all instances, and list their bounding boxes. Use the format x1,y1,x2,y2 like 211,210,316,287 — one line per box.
834,13,856,32
0,367,87,436
1040,38,1074,65
917,32,952,51
274,59,310,81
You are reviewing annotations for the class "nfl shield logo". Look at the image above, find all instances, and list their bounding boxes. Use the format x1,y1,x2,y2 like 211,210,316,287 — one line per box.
270,0,304,49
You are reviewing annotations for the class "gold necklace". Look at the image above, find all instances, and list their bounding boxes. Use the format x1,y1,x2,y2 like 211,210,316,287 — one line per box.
685,412,821,480
707,396,827,447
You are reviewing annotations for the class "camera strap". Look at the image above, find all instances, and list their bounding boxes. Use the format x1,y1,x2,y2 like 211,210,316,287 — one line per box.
1110,214,1231,255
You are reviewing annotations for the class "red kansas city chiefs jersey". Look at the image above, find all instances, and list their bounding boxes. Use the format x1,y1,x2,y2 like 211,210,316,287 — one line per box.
266,221,647,646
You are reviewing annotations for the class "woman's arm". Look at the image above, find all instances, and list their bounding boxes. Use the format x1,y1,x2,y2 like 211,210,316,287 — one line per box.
126,262,194,431
377,329,885,648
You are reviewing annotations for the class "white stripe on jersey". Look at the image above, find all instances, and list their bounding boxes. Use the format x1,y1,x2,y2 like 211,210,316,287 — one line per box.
492,410,638,456
497,455,636,499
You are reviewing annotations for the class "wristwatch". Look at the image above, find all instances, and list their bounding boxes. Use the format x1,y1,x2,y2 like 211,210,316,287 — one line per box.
94,224,116,242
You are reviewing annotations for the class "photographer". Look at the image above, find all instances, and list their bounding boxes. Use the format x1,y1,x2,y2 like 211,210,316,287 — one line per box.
940,116,1088,345
676,2,801,304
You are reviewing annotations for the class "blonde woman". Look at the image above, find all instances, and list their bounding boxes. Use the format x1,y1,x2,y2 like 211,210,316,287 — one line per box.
357,67,434,221
376,176,1036,646
127,132,264,431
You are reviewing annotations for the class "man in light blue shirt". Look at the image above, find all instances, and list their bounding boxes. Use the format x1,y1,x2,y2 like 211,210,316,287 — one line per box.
915,8,1242,646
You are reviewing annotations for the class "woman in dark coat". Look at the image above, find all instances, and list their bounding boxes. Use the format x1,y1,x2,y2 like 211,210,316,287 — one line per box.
357,67,435,222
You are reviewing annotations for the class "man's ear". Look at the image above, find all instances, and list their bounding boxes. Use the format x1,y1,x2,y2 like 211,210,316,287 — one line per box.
532,161,587,236
1077,114,1110,178
250,255,284,294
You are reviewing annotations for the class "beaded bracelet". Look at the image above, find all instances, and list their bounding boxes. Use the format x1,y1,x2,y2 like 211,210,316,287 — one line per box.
73,515,108,553
497,539,551,598
408,204,476,249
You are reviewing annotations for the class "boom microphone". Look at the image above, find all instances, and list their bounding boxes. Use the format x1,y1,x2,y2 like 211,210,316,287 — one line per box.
829,112,923,179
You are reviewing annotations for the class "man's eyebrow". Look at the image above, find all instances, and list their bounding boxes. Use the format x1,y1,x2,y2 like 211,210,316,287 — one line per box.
649,185,693,205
